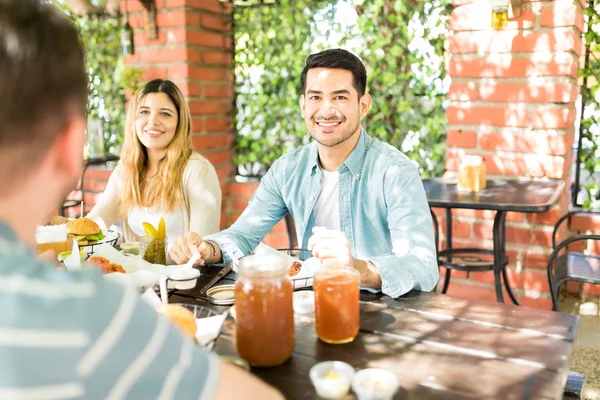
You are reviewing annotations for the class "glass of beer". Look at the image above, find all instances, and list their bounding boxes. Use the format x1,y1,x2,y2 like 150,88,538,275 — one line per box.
491,0,509,29
313,266,360,344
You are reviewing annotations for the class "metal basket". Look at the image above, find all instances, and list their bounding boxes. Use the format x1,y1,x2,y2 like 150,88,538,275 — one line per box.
81,230,120,256
176,303,226,350
277,248,314,290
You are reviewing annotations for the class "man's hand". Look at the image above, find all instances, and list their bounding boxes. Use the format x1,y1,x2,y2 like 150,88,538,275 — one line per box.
307,227,355,269
307,227,382,289
169,232,208,265
38,249,58,264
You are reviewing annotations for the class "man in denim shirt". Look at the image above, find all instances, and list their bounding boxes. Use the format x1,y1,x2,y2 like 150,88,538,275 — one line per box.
171,49,438,298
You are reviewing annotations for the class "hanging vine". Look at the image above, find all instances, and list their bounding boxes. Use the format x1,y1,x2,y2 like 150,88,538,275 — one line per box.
233,0,451,178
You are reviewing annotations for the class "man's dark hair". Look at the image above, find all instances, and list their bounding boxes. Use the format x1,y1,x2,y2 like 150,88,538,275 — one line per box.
300,48,367,98
0,0,87,183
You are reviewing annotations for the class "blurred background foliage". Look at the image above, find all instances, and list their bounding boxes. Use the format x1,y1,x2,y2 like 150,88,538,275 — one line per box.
52,0,142,155
577,0,600,208
233,0,452,178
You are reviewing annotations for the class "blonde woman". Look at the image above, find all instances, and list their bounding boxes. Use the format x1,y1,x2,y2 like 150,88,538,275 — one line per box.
88,79,221,248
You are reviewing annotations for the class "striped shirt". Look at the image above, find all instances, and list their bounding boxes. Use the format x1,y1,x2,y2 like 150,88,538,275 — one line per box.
0,222,219,400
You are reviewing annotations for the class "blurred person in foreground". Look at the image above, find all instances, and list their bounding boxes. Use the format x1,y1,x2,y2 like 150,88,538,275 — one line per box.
0,1,281,399
170,48,438,298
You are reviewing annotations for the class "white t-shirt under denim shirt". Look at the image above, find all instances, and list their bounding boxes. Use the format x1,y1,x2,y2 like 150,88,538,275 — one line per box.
313,168,341,231
0,221,219,399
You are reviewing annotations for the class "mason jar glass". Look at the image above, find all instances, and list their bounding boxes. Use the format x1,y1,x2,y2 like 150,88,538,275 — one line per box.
140,235,168,265
235,253,295,367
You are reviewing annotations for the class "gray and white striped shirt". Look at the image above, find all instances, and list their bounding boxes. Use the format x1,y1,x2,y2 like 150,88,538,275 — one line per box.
0,222,219,399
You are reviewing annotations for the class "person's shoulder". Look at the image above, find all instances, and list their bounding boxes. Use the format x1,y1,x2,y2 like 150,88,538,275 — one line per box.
0,250,127,322
272,142,315,172
185,152,217,176
369,137,416,170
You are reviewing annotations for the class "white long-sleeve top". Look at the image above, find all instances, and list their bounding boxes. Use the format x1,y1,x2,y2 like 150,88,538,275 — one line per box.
88,152,222,243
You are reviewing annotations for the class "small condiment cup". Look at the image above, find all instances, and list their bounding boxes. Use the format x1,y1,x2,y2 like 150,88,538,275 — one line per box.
351,368,399,400
293,290,315,314
166,268,201,290
309,361,354,399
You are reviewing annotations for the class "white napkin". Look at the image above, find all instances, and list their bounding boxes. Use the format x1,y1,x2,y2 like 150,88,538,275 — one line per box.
141,288,162,308
251,243,319,289
35,224,68,244
92,216,109,236
63,240,82,271
195,314,227,347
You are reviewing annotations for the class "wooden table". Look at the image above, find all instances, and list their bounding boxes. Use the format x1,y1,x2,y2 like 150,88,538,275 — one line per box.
170,267,579,400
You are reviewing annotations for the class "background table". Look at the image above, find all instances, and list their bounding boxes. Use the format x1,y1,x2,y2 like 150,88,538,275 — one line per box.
422,179,564,304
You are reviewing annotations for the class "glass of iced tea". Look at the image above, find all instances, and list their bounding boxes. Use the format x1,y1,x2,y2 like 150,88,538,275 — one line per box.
313,266,360,344
235,254,295,367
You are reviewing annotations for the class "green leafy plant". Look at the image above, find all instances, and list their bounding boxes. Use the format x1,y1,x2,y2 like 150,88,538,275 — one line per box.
53,0,142,155
578,1,600,208
233,0,451,178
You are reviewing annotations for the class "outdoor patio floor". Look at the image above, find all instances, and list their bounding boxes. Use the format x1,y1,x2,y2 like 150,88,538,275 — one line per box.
561,293,600,400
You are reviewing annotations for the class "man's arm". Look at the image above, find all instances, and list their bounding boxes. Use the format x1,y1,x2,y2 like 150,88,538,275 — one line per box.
80,275,282,399
367,163,439,297
214,362,283,400
170,157,289,265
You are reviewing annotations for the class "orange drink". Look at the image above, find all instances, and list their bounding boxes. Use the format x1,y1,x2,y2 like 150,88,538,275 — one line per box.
313,267,360,344
235,254,295,367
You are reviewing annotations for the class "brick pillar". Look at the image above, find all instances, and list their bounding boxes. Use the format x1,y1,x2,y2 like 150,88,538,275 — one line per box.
442,0,584,308
76,0,236,227
123,0,234,183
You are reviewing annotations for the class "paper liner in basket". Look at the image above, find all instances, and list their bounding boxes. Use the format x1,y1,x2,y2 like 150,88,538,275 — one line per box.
251,243,320,289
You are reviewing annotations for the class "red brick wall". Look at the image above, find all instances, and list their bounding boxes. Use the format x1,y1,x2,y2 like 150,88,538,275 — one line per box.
443,0,585,309
73,0,284,246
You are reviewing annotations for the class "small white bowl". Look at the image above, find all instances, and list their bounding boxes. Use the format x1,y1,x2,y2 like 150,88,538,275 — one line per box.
309,361,354,399
293,290,315,314
351,368,399,400
166,267,200,290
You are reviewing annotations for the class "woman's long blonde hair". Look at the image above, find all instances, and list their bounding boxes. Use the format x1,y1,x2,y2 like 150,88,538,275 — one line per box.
120,79,192,212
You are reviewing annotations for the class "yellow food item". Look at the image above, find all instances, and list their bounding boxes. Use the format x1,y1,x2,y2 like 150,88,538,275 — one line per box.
156,217,166,240
324,371,343,380
142,222,157,238
157,304,197,339
141,218,167,265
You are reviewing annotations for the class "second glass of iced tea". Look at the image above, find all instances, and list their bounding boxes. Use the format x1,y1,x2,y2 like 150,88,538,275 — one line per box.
313,266,360,344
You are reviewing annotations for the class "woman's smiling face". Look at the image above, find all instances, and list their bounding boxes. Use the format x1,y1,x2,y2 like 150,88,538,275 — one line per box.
135,92,179,154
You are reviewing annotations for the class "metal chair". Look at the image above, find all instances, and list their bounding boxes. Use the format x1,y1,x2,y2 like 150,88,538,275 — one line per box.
548,209,600,311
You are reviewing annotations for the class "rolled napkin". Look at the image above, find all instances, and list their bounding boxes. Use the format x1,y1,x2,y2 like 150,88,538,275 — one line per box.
35,224,72,255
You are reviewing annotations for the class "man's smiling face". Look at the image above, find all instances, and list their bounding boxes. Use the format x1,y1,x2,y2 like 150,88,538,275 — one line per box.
300,68,369,149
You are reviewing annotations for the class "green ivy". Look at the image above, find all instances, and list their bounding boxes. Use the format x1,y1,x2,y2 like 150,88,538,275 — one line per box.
52,0,142,155
233,0,451,178
579,2,600,208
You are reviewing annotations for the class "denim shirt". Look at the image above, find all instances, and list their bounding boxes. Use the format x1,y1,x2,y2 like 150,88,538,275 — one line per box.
206,130,439,298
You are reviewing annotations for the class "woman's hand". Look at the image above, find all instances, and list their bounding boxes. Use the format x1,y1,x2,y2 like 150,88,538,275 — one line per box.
169,232,206,265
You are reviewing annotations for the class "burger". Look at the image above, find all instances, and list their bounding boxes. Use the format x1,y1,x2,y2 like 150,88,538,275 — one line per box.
156,304,197,339
66,217,106,246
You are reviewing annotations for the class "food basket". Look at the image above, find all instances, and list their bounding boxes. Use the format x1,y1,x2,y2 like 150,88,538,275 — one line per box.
277,248,314,290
